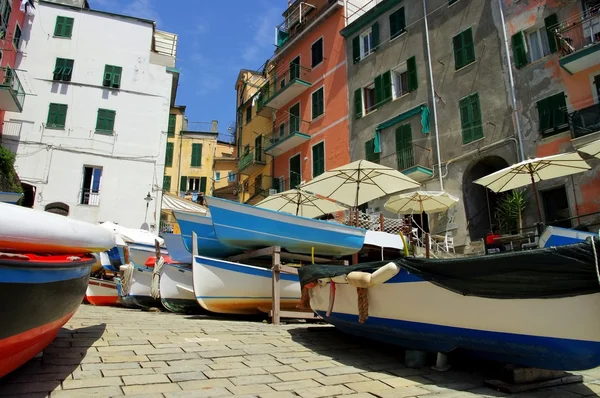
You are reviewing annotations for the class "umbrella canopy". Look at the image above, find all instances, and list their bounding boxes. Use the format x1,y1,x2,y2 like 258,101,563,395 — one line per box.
577,139,600,159
254,189,348,218
473,152,590,222
384,191,459,215
298,160,421,208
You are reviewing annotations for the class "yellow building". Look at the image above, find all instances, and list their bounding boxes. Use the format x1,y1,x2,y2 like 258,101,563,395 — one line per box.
212,140,237,201
235,69,273,205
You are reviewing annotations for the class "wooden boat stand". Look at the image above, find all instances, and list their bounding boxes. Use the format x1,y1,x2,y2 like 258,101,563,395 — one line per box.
226,246,348,325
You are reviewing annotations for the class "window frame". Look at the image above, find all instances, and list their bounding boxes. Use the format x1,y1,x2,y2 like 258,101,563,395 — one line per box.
392,63,409,100
311,140,325,178
389,7,406,40
80,166,102,206
12,22,21,51
54,16,74,38
191,143,203,167
362,82,376,115
359,28,373,60
53,58,74,82
46,103,68,129
459,92,484,144
453,27,476,70
102,64,122,89
95,108,116,134
536,92,569,137
163,175,171,191
525,25,551,63
311,86,325,120
289,152,302,188
365,138,380,164
168,114,176,137
311,36,324,68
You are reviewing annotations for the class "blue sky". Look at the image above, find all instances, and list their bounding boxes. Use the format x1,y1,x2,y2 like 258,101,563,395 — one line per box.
92,0,287,142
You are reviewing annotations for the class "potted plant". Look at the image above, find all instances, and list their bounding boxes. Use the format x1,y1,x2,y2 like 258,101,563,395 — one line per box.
495,189,527,235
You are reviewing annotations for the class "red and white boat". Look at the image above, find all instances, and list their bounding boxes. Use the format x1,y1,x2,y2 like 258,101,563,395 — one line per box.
86,278,119,306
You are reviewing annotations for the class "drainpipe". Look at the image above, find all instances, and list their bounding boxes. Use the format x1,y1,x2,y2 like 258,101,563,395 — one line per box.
498,0,525,161
423,0,443,190
343,0,348,26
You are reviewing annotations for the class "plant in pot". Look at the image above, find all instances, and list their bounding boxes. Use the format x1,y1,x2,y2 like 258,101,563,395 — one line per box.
495,189,527,235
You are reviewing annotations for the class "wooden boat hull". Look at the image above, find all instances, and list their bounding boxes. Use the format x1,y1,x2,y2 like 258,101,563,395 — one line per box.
173,211,241,258
86,278,119,306
159,263,198,313
0,202,115,254
193,255,301,315
204,196,366,257
0,254,94,377
309,268,600,371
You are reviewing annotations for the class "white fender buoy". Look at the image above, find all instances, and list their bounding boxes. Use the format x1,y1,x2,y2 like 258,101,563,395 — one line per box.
370,262,400,285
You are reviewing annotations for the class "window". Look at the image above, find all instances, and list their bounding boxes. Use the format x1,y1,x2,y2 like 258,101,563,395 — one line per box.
311,87,324,119
459,93,484,144
290,56,301,81
191,143,202,167
312,141,325,177
168,114,176,137
365,138,380,163
80,166,102,205
541,186,571,228
311,37,323,67
389,7,406,39
392,57,418,98
180,176,187,192
279,123,285,140
290,154,301,188
12,24,21,50
0,0,11,37
526,27,551,62
53,58,74,82
96,109,116,133
165,143,174,167
374,71,392,108
453,28,475,70
361,28,373,58
512,14,558,69
227,172,236,182
255,135,263,162
46,103,67,129
103,65,122,89
354,88,363,119
352,22,380,63
246,105,251,123
537,92,568,136
215,171,221,181
448,0,459,5
163,175,171,191
54,16,74,38
273,176,284,193
186,177,207,193
395,124,413,170
363,83,376,115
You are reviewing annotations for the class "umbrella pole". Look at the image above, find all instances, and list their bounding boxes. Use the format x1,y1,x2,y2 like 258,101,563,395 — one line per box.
296,192,300,216
530,172,543,225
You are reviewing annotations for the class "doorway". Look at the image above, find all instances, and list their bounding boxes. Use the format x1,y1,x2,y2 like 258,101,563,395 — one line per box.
290,154,301,188
289,103,300,134
541,186,572,228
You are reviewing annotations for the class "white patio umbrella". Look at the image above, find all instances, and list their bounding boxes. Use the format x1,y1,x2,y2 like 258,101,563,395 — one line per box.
298,160,421,208
254,189,348,218
384,191,459,224
577,139,600,159
473,152,590,222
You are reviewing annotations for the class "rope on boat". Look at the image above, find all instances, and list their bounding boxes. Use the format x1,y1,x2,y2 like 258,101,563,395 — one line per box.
326,281,336,316
592,238,600,287
151,256,165,299
357,287,368,323
120,263,133,296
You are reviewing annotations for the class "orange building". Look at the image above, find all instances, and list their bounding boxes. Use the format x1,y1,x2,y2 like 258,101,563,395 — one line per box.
256,0,358,190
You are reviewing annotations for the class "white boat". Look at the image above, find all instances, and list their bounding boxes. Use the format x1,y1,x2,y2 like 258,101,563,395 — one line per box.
193,255,302,315
86,278,119,306
128,243,168,268
127,266,161,309
159,262,198,313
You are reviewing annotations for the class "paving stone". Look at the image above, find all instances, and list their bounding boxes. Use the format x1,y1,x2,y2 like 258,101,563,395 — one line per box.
361,371,395,380
344,380,393,393
243,360,281,368
103,368,157,377
205,367,268,379
263,365,295,374
148,353,200,361
123,383,182,395
71,370,104,379
178,378,235,390
51,386,125,397
295,384,355,398
155,364,210,374
268,379,321,391
317,366,363,376
199,350,247,359
212,356,247,363
342,394,377,398
98,344,151,352
208,361,249,370
381,375,431,388
123,374,171,385
82,362,141,371
227,383,275,395
257,392,296,398
167,358,214,367
274,370,322,382
291,360,339,371
102,355,150,363
372,385,432,398
164,388,233,397
313,373,371,386
63,376,123,389
141,361,169,368
229,374,281,386
167,371,208,382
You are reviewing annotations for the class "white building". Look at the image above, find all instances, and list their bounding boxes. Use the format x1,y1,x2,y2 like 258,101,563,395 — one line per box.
2,0,179,231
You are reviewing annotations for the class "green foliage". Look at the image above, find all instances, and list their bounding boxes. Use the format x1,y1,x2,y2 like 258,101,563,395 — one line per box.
495,190,527,233
0,145,22,193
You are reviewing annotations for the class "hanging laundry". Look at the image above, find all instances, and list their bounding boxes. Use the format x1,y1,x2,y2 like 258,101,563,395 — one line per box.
20,0,35,15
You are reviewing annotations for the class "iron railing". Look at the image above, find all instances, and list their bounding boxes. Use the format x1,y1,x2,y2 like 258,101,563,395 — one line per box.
0,67,25,111
80,188,100,206
265,117,311,149
569,103,600,139
555,3,600,55
238,148,266,171
396,143,432,171
257,63,312,110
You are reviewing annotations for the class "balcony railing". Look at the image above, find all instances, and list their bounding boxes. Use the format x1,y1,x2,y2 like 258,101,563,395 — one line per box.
256,63,312,111
396,143,433,182
556,4,600,58
569,103,600,139
0,67,25,112
80,189,100,206
238,148,266,172
264,117,311,156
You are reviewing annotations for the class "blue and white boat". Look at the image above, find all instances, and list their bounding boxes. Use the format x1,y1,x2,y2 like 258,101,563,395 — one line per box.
204,196,367,256
159,262,198,314
161,233,192,264
172,210,241,258
538,226,597,248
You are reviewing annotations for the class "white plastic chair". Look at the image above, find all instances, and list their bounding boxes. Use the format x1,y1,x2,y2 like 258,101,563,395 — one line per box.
444,232,455,253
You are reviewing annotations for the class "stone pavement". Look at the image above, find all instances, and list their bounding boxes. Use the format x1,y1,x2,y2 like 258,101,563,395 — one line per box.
2,305,600,397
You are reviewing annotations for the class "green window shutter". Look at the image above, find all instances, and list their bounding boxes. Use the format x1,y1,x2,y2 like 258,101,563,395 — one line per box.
545,13,559,54
371,22,380,50
180,176,187,192
13,24,21,50
354,88,363,119
352,36,360,64
365,139,380,163
312,142,325,177
511,32,528,68
312,88,324,119
112,66,122,88
464,28,475,65
53,58,63,81
106,110,116,131
374,74,383,108
168,114,176,137
453,33,464,69
537,97,551,132
165,142,174,167
54,16,64,36
64,17,74,37
103,65,113,87
395,124,413,170
163,175,171,191
63,59,73,81
57,104,67,127
553,93,567,127
47,103,57,126
389,7,406,39
407,56,418,91
382,71,392,103
96,109,105,131
200,177,207,194
459,96,472,144
470,94,483,140
191,143,202,167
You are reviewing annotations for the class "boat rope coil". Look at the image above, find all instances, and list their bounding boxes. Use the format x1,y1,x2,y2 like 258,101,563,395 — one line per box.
297,282,317,310
120,263,134,297
151,256,165,300
357,287,369,323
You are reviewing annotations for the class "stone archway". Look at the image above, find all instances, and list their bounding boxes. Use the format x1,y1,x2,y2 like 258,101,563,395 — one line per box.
463,156,509,240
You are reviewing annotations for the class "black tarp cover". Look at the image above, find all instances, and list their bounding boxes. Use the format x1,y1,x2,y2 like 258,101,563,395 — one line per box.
297,238,600,299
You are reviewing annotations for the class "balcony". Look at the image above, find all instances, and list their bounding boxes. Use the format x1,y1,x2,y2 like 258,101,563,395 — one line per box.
396,144,433,182
256,63,312,113
238,148,267,174
0,67,25,112
242,175,278,205
264,117,310,157
557,4,600,74
569,103,600,146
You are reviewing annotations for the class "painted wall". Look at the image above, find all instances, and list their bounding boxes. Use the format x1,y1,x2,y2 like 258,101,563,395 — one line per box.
163,106,185,195
176,132,217,195
213,141,235,192
1,2,174,231
272,6,350,186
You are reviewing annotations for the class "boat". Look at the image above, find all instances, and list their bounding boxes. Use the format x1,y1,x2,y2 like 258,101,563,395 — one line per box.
114,277,137,308
98,221,166,267
125,264,161,309
299,239,600,371
0,202,115,254
86,277,119,306
158,261,198,314
0,192,22,204
172,210,241,258
538,226,597,248
0,252,96,377
204,196,367,256
193,254,301,315
162,233,192,264
128,242,167,267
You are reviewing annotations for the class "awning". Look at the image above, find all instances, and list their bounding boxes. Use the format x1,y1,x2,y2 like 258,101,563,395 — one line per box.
374,104,430,154
161,192,208,214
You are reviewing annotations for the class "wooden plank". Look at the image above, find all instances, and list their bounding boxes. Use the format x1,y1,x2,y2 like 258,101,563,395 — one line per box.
269,310,318,319
227,246,275,262
279,265,298,275
271,246,281,325
279,252,343,264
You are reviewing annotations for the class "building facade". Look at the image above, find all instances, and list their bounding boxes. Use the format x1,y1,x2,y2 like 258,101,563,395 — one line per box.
212,140,236,200
1,0,177,231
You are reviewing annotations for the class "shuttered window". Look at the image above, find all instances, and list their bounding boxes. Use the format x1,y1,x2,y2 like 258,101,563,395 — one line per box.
168,114,176,137
311,87,324,119
545,13,558,54
537,92,568,136
191,143,202,167
165,143,174,167
47,103,68,129
511,31,528,68
453,28,475,70
163,176,171,191
180,176,187,192
389,7,406,39
459,93,483,144
312,141,325,177
372,22,380,50
352,36,360,64
395,124,414,170
354,88,363,119
407,56,418,91
200,176,207,194
365,138,380,164
53,58,74,82
96,109,116,133
311,37,323,67
103,65,122,89
374,72,392,108
13,24,21,50
54,16,74,38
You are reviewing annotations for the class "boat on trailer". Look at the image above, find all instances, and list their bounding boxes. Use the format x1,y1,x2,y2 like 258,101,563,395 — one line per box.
299,239,600,371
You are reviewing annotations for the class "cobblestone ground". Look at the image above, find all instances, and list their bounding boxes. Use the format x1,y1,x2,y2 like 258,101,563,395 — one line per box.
2,305,600,397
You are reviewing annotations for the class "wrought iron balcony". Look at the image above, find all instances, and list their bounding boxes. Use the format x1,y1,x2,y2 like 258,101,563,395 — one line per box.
238,148,266,174
264,117,310,157
556,4,600,73
569,103,600,139
256,63,312,114
0,67,25,112
396,143,433,182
